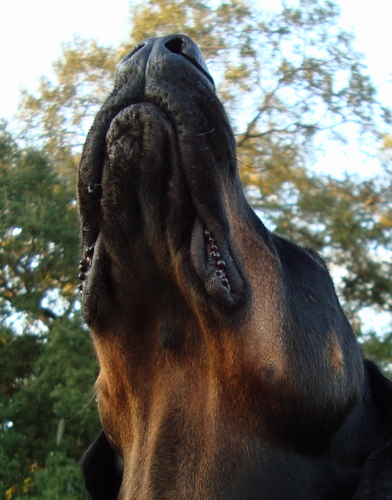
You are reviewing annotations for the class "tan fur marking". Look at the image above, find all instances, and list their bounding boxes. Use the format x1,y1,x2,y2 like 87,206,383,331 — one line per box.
328,331,344,374
225,193,286,380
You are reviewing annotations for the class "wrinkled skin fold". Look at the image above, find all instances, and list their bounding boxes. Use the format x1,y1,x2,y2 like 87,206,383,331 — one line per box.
78,35,392,499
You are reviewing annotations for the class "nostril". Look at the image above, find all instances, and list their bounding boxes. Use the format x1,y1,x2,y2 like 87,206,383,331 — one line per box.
164,37,184,56
164,35,215,88
123,43,145,63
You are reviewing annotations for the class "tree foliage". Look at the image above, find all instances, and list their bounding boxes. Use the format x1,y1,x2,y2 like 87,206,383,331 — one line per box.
0,124,99,498
1,0,392,497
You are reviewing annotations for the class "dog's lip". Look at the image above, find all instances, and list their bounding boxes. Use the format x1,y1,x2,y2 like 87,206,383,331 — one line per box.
79,101,246,306
78,93,135,250
190,216,245,305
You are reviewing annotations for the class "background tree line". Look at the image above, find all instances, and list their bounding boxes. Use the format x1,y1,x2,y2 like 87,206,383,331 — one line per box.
1,0,391,497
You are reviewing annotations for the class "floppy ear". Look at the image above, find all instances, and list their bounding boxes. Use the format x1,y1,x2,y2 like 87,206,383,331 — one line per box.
81,430,123,500
353,440,392,499
353,362,392,499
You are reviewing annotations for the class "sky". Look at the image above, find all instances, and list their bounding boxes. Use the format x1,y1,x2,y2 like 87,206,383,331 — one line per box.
1,0,391,122
1,0,391,334
1,0,392,179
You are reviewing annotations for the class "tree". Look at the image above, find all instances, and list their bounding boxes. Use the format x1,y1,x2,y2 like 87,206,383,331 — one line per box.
0,319,100,499
16,0,392,336
0,124,99,499
19,0,390,167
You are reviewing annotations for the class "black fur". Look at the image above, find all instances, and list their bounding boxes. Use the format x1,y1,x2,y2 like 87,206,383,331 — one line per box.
81,431,122,500
79,35,392,499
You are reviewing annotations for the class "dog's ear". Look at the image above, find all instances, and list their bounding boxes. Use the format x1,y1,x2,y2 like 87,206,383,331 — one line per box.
352,361,392,499
353,440,392,499
81,430,123,500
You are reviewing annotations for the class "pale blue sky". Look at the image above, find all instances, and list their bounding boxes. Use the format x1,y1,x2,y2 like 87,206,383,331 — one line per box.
0,0,391,179
1,0,391,122
1,0,391,334
1,0,391,180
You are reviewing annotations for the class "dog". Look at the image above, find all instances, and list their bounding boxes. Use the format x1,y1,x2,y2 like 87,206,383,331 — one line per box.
78,34,392,499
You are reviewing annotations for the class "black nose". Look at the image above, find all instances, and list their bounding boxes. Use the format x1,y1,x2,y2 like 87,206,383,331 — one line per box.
117,34,214,88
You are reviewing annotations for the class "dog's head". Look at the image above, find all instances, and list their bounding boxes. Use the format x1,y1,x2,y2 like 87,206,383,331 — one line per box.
78,35,363,493
78,35,257,320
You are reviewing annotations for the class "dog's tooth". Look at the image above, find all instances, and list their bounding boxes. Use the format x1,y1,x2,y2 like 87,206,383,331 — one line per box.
79,259,89,272
222,277,230,289
86,244,95,256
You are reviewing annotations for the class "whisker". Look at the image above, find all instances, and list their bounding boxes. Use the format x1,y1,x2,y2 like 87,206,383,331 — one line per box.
65,389,97,423
194,127,215,137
